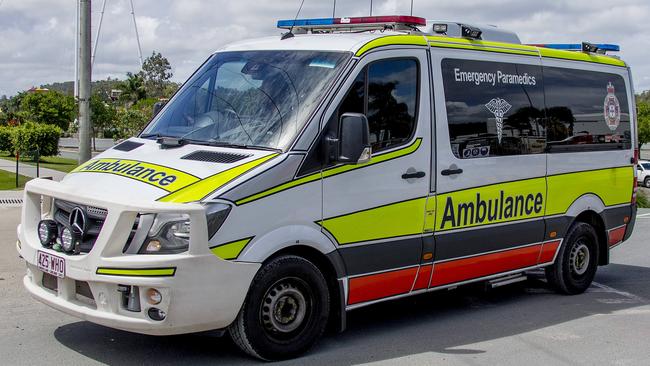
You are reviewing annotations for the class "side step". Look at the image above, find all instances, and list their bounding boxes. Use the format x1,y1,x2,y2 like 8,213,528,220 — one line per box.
487,273,527,289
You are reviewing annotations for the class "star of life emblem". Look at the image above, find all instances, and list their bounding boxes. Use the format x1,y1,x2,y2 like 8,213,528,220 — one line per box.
485,98,512,144
603,82,621,131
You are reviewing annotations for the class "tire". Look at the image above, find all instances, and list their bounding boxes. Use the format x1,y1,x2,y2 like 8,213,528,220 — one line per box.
545,222,599,295
229,255,330,361
644,177,650,188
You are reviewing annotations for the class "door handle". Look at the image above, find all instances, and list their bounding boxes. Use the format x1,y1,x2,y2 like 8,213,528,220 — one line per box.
402,171,426,179
441,168,463,176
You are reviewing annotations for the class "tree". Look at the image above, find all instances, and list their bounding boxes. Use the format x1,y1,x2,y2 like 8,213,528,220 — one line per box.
19,91,75,131
140,51,173,98
119,72,147,106
638,100,650,149
114,108,149,139
90,94,117,146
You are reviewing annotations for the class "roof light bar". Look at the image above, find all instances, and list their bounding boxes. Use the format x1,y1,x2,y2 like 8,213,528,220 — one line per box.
529,43,620,52
277,15,427,30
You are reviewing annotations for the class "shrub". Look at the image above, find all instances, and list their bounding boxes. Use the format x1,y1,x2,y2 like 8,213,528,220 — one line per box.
638,189,650,209
0,126,13,152
11,122,62,159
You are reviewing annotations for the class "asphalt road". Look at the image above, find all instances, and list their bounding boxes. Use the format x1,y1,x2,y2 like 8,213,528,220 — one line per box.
2,207,650,365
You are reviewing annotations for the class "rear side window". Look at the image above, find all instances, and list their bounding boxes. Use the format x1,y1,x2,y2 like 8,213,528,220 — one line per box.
336,58,419,152
441,59,546,159
544,67,631,152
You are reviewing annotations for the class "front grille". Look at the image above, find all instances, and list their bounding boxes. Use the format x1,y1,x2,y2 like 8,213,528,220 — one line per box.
53,200,108,254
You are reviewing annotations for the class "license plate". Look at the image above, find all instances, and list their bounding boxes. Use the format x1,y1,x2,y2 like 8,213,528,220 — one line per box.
37,251,66,279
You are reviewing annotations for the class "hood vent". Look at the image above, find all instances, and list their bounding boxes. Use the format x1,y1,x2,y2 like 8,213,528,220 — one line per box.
181,150,251,164
113,140,144,152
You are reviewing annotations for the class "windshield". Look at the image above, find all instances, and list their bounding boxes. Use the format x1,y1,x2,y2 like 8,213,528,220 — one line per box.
643,163,650,170
141,50,350,150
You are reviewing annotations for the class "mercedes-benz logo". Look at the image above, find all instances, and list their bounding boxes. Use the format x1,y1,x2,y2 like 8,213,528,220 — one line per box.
69,207,86,235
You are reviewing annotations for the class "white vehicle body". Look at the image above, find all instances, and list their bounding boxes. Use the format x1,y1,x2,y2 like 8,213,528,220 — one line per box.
17,18,638,352
638,160,650,188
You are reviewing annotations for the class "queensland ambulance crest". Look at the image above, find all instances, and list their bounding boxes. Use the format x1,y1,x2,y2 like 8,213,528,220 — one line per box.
603,82,621,131
485,98,512,144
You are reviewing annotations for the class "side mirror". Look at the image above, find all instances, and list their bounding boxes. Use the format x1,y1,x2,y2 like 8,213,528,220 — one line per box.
152,101,167,117
329,113,371,164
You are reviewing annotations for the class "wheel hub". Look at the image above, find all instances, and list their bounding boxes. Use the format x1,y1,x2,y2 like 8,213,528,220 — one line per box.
261,280,307,333
570,242,590,276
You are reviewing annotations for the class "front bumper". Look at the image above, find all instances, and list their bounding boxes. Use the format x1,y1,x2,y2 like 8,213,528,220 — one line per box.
18,178,260,335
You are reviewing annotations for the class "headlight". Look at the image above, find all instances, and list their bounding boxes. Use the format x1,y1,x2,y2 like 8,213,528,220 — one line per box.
141,213,191,254
139,203,231,254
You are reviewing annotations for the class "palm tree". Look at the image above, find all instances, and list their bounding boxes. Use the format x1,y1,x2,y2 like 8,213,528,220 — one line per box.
118,72,147,106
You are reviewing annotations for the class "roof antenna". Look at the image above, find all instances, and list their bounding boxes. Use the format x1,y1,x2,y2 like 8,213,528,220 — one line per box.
282,0,306,40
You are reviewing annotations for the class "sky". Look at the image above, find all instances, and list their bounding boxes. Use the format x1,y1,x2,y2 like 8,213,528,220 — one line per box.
0,0,649,97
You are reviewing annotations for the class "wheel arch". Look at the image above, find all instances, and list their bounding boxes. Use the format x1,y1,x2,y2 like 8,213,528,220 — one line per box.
236,225,348,332
564,194,609,266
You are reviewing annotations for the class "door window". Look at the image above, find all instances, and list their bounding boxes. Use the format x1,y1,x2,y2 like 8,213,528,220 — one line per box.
336,58,419,152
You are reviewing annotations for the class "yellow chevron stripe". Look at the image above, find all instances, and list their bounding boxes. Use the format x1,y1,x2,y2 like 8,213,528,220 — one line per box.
210,237,253,260
235,138,422,205
158,154,278,203
321,197,427,245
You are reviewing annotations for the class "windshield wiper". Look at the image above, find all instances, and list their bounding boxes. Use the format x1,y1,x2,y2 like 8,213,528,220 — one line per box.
200,140,282,153
140,133,165,139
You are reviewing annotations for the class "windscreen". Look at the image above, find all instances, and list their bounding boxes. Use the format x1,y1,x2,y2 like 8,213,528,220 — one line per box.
142,51,350,150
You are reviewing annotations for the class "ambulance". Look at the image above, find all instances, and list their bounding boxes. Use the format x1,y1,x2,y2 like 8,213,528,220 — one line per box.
17,15,638,360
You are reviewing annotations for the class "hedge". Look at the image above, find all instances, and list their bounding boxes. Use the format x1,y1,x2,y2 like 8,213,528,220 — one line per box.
0,123,62,159
0,126,12,152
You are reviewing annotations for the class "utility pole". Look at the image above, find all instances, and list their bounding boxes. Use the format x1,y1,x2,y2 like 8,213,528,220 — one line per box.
78,0,92,164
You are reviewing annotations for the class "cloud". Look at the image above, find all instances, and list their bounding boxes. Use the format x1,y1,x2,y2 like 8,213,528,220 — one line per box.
0,0,648,96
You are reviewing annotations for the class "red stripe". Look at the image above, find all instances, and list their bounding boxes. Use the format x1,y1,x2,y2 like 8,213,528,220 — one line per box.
429,245,542,288
608,225,626,247
348,267,418,305
412,264,433,291
538,240,561,263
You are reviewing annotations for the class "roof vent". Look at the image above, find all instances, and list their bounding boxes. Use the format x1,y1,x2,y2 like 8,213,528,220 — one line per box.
181,150,251,164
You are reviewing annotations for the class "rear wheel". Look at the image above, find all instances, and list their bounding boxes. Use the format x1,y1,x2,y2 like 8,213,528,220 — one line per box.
229,255,330,361
545,222,599,295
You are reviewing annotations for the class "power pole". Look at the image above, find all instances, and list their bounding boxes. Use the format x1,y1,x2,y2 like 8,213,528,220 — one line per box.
78,0,92,164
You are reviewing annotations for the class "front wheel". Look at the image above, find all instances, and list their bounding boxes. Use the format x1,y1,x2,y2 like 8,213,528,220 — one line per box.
229,255,330,361
545,222,599,294
644,177,650,188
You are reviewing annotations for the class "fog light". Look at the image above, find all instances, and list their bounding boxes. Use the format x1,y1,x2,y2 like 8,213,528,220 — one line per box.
60,227,77,253
148,307,166,321
146,288,162,305
38,220,58,247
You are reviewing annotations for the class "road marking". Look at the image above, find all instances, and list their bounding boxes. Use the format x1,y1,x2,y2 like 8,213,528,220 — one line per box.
636,213,650,218
590,282,647,304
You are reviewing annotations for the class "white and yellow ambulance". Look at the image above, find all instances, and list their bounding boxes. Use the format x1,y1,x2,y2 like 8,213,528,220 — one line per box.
17,15,638,360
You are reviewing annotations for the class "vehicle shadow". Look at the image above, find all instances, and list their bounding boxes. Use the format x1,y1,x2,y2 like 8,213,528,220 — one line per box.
53,263,650,365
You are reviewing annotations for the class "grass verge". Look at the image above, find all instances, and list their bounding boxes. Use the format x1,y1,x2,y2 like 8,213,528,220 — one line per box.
0,153,78,173
0,169,31,190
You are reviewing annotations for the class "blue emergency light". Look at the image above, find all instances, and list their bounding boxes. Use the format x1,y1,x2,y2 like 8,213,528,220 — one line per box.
277,15,427,30
530,43,620,52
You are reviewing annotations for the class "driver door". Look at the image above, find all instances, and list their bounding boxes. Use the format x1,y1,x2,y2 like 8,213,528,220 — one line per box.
320,49,433,306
